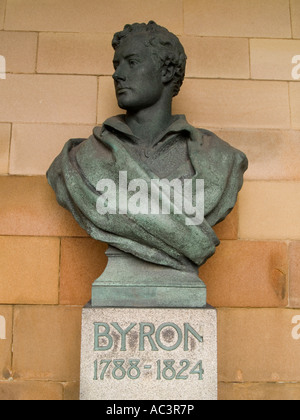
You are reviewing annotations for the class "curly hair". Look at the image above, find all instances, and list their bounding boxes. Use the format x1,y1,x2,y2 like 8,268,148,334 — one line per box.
112,21,187,97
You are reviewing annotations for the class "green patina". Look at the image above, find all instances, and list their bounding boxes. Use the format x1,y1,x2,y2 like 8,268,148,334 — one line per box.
47,22,247,308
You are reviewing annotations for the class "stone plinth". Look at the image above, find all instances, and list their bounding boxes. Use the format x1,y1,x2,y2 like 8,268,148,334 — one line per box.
80,305,217,400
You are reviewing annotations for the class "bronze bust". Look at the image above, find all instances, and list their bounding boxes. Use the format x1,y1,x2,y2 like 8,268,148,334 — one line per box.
47,22,248,307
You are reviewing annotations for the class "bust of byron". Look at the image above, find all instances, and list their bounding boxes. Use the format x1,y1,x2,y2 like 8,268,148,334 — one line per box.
47,21,248,307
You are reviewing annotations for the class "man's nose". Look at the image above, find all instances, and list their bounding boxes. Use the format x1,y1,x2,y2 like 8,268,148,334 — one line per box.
112,68,126,82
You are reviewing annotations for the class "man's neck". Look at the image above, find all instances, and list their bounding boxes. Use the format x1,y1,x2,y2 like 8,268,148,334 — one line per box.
125,103,173,147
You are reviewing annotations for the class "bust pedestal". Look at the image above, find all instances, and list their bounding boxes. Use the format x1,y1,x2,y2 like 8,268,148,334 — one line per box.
91,247,206,308
80,305,217,400
81,245,217,400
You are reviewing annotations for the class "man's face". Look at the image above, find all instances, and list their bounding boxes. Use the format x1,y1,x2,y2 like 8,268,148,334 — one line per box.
112,34,165,112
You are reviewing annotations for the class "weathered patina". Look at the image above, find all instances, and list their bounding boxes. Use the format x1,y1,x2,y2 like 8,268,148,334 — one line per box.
47,22,248,307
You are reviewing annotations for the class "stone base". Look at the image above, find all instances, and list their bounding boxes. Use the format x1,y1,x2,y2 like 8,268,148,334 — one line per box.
80,305,217,400
91,247,206,308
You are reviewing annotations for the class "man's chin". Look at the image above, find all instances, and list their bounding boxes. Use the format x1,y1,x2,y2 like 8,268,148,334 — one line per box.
116,97,129,110
116,100,138,113
117,102,128,110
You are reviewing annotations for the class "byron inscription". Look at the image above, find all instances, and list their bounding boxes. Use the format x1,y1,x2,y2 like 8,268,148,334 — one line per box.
94,322,203,352
80,307,217,399
91,321,205,383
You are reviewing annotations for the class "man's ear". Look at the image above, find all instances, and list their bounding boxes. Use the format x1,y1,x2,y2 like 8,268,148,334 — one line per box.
161,64,175,84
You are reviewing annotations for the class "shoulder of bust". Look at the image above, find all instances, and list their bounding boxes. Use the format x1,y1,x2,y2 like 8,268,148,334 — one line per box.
194,128,248,168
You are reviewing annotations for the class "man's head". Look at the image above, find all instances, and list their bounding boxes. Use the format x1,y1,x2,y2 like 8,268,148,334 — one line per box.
112,21,187,99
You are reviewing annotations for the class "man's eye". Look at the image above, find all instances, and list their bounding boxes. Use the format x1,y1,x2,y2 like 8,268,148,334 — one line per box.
129,60,137,67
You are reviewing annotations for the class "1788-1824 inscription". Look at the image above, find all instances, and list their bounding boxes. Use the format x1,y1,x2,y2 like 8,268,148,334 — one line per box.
80,307,217,400
93,320,204,381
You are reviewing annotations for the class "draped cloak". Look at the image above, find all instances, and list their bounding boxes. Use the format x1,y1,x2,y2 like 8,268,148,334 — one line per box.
47,115,248,272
